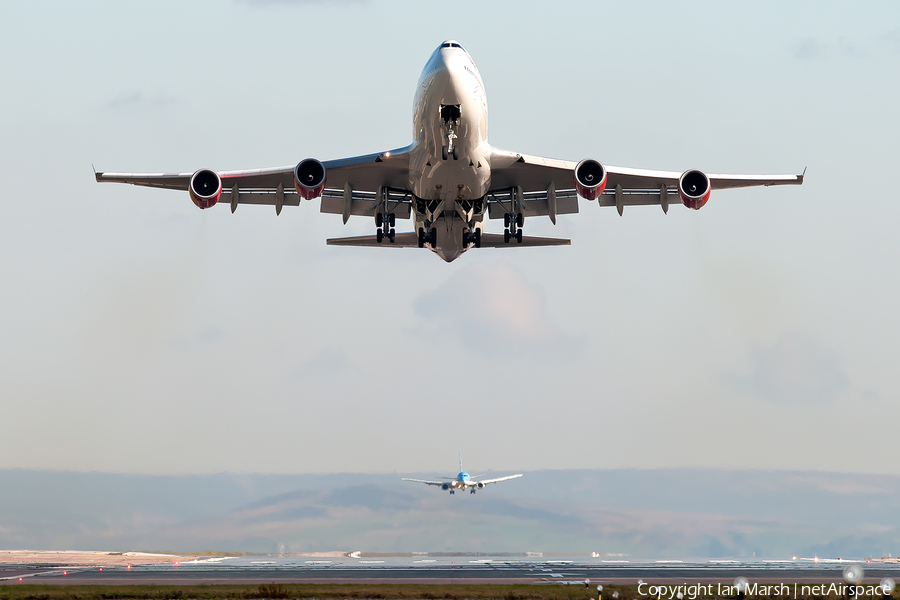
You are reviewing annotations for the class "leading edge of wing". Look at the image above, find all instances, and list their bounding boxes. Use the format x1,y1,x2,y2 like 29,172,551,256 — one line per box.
489,148,803,192
94,143,416,192
477,473,524,485
401,478,444,486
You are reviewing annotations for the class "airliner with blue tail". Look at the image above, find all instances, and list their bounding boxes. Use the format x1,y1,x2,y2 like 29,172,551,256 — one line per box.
402,454,523,495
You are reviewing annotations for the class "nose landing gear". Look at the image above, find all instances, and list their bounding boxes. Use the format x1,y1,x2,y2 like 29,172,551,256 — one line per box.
440,104,461,161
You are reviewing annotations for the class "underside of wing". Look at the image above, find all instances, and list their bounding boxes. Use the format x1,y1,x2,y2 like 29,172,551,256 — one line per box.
401,478,444,486
488,147,803,214
477,473,524,486
95,144,415,218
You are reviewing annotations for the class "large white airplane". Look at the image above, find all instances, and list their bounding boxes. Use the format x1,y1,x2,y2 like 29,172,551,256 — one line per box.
402,454,523,495
96,40,804,263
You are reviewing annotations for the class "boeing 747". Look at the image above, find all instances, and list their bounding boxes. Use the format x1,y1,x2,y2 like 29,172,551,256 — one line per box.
96,40,803,262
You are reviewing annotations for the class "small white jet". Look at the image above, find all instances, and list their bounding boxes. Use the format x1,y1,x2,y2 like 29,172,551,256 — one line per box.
402,454,523,495
96,40,803,262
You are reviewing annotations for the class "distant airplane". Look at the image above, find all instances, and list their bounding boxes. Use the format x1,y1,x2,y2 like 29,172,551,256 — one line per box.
402,454,523,495
96,40,803,262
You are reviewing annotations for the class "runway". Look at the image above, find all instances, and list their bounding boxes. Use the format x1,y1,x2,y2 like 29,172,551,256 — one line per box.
3,556,900,586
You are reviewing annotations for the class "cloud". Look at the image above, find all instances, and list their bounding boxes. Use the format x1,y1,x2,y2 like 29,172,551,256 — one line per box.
792,37,867,60
733,333,850,405
106,91,176,112
412,263,581,356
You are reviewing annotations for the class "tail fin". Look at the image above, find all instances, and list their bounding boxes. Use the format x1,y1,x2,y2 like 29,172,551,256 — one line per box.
459,451,463,473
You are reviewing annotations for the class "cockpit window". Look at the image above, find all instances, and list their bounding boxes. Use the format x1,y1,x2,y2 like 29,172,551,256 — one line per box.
440,42,465,50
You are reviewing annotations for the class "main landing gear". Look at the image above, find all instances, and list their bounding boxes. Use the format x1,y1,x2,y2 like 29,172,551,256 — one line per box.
376,212,395,244
503,212,524,244
462,228,482,248
469,488,476,494
449,489,455,495
417,226,437,248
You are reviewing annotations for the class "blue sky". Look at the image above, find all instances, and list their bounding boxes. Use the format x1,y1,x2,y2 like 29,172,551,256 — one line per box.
0,0,898,475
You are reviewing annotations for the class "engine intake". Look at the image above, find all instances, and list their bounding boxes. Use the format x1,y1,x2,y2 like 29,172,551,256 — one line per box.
476,482,484,489
441,483,450,491
574,159,607,200
678,169,711,210
189,169,222,209
294,158,326,199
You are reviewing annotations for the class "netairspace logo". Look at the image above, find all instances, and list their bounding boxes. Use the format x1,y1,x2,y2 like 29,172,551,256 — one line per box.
637,583,892,599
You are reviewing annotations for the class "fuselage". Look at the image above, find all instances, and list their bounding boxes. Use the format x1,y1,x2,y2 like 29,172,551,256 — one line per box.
408,41,491,262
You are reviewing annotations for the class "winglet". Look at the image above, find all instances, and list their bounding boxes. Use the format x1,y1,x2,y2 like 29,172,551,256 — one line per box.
93,164,101,182
799,166,806,183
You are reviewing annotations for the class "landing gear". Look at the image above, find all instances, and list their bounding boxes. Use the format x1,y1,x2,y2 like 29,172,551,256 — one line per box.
470,488,476,494
504,212,524,244
441,145,459,161
462,228,481,248
418,225,437,248
376,212,396,244
450,490,455,495
441,103,460,162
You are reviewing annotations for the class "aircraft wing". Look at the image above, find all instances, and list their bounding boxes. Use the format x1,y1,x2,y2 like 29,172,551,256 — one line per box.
488,148,803,213
476,473,524,486
401,477,445,486
95,145,415,217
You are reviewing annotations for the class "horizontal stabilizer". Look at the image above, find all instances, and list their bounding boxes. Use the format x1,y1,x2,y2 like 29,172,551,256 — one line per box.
326,232,570,249
479,233,570,247
327,232,419,248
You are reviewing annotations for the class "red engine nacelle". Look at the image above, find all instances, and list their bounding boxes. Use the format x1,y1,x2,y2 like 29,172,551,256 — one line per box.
574,159,607,200
294,158,327,200
189,169,222,209
678,169,711,210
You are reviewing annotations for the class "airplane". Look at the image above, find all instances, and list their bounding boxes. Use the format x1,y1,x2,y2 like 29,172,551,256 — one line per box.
95,40,804,263
401,454,523,495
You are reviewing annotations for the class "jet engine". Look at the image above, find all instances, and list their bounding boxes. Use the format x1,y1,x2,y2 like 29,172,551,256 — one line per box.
189,169,222,209
678,169,711,210
294,158,327,199
441,483,450,491
574,159,607,200
476,482,484,489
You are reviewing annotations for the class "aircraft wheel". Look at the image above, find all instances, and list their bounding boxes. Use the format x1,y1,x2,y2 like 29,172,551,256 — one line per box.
442,146,448,161
389,213,396,227
452,146,458,160
516,229,523,243
504,229,510,244
504,213,510,228
376,229,384,244
417,228,425,248
516,212,524,228
389,229,395,243
375,212,383,228
430,228,437,246
474,229,482,248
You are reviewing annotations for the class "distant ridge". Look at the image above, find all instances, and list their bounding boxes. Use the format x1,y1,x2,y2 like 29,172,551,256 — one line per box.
1,468,898,558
